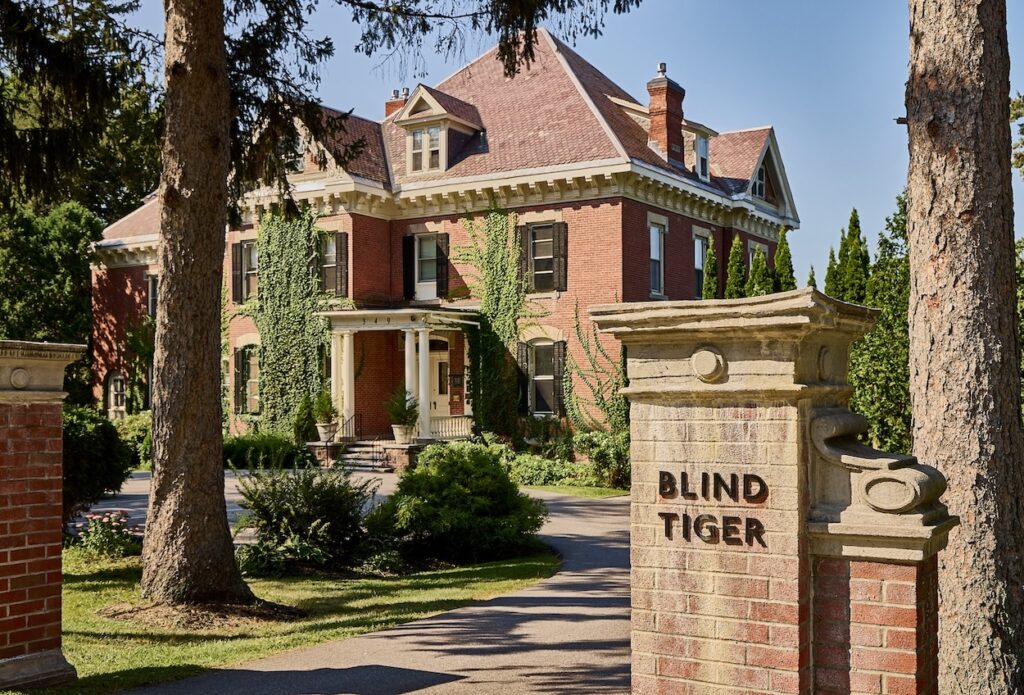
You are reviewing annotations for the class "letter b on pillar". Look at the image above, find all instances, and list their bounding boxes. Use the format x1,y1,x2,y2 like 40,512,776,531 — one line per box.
592,289,956,695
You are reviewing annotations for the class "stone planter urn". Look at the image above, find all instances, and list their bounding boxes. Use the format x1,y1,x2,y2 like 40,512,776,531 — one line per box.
315,421,338,443
392,424,413,445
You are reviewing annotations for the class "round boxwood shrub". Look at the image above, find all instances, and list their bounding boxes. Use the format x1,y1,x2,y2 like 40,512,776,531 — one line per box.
62,405,133,527
371,441,548,563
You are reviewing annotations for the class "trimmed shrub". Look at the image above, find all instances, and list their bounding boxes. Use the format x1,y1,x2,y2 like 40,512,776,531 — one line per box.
574,430,630,489
62,405,133,527
506,453,596,487
223,431,312,469
114,410,152,470
235,466,378,575
293,394,317,445
372,442,547,563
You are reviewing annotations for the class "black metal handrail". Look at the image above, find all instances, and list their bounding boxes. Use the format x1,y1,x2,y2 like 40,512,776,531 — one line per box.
338,413,362,441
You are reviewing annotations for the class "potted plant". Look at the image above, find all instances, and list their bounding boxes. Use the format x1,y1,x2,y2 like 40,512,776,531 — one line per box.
386,387,418,445
313,387,338,442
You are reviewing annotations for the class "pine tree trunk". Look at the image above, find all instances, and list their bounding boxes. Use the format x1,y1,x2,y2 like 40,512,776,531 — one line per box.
906,1,1024,690
141,0,252,604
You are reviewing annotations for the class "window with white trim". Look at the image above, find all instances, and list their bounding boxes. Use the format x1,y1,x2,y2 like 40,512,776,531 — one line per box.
748,240,769,267
416,234,438,284
694,234,709,299
752,164,766,198
411,126,441,172
529,340,555,415
650,222,666,296
106,372,127,419
696,136,710,181
241,240,258,300
321,234,338,293
530,224,555,292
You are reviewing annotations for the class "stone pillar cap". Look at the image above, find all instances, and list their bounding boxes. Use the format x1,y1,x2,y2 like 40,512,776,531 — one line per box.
0,340,86,403
591,288,877,341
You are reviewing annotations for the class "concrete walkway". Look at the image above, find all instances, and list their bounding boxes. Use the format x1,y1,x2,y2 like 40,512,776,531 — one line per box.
97,474,630,694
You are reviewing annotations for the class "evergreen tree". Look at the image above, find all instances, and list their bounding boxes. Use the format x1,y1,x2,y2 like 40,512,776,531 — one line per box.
701,235,718,299
848,195,910,454
724,235,746,299
745,247,773,297
807,265,817,289
837,208,870,303
824,248,839,296
773,228,797,291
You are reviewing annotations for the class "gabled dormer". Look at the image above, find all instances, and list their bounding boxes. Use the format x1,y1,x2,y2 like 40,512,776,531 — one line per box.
392,85,483,176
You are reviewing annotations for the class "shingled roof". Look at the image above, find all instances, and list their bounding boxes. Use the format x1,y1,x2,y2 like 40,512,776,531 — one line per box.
710,127,772,195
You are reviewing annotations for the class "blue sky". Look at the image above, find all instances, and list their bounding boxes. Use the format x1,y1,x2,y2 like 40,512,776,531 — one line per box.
130,1,1024,281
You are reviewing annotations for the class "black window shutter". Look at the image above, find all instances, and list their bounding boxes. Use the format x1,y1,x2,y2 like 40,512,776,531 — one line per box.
516,225,529,289
233,349,245,414
516,342,530,414
436,232,449,298
403,236,415,300
337,232,349,297
553,222,568,291
231,243,243,303
553,341,566,416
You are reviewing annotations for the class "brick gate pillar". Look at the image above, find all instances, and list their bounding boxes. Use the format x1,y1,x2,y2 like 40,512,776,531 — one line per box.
0,341,84,690
592,289,957,695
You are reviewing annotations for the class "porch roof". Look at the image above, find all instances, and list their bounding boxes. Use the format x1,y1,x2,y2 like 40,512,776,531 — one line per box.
318,307,480,333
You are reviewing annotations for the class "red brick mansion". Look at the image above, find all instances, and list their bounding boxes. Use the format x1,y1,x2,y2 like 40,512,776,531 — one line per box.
91,28,799,439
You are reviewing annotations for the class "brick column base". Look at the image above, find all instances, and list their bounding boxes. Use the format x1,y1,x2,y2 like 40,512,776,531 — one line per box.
0,341,83,690
813,557,938,695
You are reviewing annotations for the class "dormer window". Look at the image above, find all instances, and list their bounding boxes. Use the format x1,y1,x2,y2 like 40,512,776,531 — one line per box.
411,126,441,172
696,136,709,181
752,164,766,198
284,134,305,173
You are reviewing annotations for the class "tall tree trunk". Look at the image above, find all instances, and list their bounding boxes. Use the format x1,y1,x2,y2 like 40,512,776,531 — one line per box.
906,0,1024,690
141,0,252,604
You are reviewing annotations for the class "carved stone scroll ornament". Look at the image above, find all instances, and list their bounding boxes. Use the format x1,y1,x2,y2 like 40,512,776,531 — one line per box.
808,407,958,561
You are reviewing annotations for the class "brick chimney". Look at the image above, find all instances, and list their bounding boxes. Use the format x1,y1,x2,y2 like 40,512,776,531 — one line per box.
385,87,409,117
646,63,685,169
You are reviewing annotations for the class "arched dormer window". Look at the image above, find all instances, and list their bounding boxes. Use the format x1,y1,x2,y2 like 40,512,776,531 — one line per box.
752,164,766,198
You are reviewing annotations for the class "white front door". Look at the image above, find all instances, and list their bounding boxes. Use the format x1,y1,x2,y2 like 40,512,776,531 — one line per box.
429,352,450,417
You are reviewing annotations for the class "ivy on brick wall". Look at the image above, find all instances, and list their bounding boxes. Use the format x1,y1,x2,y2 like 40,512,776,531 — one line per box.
250,210,331,432
454,206,539,436
564,302,629,434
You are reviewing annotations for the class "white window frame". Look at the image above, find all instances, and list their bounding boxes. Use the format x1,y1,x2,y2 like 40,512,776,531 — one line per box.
693,230,710,299
650,222,667,298
241,240,258,301
415,233,439,301
321,233,338,293
748,239,770,267
529,340,555,416
107,372,127,419
529,223,555,292
752,164,766,198
696,136,710,182
410,126,442,173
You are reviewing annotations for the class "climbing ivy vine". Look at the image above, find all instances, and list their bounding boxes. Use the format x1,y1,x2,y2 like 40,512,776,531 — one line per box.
564,302,629,434
453,206,540,436
251,210,331,432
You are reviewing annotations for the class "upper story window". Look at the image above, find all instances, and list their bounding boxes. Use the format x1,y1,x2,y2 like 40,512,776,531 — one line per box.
231,240,259,303
694,234,709,299
411,126,441,172
147,275,159,318
321,233,338,293
650,222,666,297
748,239,769,267
519,222,568,293
752,164,766,198
403,231,450,302
284,135,306,173
696,136,710,181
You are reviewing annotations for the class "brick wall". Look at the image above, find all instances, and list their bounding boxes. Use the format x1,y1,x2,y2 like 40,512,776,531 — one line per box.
812,557,938,695
630,401,810,694
90,265,150,404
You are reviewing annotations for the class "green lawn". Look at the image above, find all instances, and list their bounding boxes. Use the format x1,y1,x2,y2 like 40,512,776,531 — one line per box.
525,485,629,498
8,548,558,695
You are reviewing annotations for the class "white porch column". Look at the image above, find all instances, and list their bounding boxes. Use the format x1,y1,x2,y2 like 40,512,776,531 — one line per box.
404,329,417,399
341,330,355,426
330,331,344,415
417,328,431,439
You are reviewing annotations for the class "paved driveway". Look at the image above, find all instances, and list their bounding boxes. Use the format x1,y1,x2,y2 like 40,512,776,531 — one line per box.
95,473,631,694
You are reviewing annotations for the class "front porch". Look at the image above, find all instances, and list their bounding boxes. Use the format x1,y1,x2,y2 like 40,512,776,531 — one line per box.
319,307,478,443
